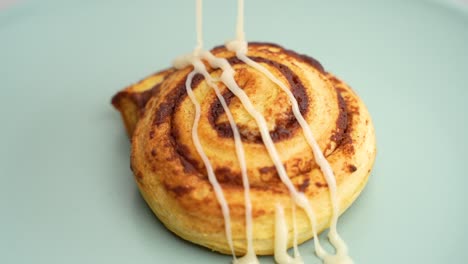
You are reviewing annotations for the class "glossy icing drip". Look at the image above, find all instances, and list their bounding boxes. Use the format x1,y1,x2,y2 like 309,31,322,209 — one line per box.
226,41,353,263
174,1,258,263
195,0,203,55
236,0,245,42
183,68,236,258
274,204,304,264
291,201,300,260
196,60,258,264
226,1,352,261
173,0,353,263
201,47,320,264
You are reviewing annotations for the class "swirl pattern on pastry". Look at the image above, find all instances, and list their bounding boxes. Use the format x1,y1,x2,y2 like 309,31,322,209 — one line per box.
117,42,376,255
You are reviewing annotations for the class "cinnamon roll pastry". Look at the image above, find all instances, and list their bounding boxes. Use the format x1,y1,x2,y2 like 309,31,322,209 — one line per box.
112,42,376,255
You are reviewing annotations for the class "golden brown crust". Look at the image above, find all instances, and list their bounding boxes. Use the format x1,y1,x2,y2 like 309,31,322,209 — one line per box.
115,43,376,255
111,68,175,137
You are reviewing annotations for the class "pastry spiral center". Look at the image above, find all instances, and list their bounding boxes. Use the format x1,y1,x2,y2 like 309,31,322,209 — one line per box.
209,59,309,143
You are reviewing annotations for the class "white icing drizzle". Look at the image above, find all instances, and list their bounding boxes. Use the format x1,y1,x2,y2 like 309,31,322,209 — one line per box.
275,204,304,264
226,2,353,262
174,0,354,263
174,1,258,263
183,68,236,259
199,50,325,262
194,0,203,55
195,60,258,264
291,200,300,260
236,0,245,42
225,43,353,263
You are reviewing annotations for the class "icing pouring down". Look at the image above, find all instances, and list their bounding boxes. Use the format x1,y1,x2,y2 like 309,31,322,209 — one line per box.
173,0,353,263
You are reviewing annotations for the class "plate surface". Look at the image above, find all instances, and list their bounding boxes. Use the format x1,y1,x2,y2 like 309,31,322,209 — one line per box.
1,0,467,263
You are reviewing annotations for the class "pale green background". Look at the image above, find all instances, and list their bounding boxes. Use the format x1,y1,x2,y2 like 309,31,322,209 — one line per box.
1,0,467,263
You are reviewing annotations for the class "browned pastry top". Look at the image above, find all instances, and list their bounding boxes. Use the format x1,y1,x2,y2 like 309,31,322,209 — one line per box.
113,42,376,255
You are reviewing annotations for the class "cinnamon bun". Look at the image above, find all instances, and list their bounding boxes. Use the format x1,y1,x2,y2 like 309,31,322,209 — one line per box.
111,42,376,255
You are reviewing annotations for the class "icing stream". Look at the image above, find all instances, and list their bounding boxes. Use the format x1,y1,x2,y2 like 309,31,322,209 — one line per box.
184,69,236,258
225,41,352,262
173,0,353,263
274,204,303,264
175,1,258,263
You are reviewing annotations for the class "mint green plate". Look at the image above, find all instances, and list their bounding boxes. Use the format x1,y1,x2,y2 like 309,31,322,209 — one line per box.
1,0,467,263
